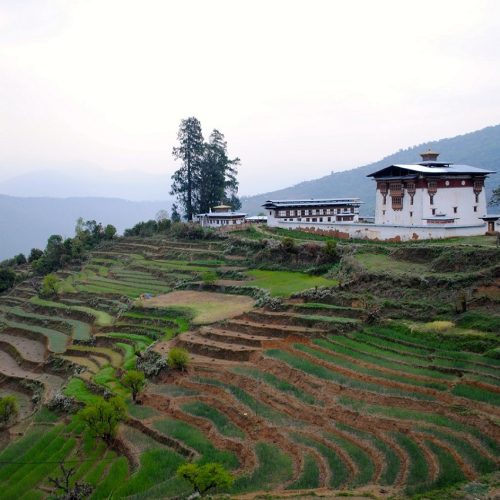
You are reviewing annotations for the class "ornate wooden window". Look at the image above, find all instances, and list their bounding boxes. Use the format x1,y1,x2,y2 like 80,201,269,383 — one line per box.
391,196,403,210
406,182,416,205
379,182,388,205
389,182,403,210
427,180,437,205
473,179,483,204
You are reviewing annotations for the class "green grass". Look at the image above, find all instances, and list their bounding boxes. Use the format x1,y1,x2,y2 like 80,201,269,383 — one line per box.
246,269,337,297
153,418,239,469
295,302,359,313
265,349,435,400
286,453,320,489
291,433,348,488
64,378,101,404
182,401,244,438
326,432,374,486
33,406,59,423
127,401,159,419
232,442,293,492
393,433,428,487
360,327,500,377
455,311,500,333
300,342,448,390
337,396,499,456
0,423,77,497
264,227,335,241
91,456,129,499
451,383,500,406
416,427,495,475
356,253,430,275
113,449,185,498
117,342,138,370
194,377,300,426
231,366,318,405
30,297,114,326
408,441,465,495
313,337,455,384
336,423,400,486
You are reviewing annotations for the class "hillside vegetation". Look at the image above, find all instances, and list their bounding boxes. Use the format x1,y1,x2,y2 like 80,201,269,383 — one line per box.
0,226,498,499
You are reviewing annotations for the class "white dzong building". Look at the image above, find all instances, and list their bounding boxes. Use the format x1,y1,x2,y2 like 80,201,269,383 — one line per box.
368,149,494,227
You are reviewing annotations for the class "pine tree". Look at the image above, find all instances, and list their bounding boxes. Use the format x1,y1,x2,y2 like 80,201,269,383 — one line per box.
170,117,205,220
198,129,241,213
170,119,241,217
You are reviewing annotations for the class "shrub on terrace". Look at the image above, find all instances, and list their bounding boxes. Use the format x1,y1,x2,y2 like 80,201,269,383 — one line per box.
167,347,190,371
40,273,59,298
177,462,234,496
78,396,126,444
0,396,19,428
0,268,16,293
122,370,146,402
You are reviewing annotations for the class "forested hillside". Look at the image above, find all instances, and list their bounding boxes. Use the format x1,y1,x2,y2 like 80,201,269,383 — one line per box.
241,124,500,215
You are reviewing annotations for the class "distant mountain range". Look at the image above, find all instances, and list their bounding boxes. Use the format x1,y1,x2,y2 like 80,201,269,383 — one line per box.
241,124,500,215
0,167,173,201
0,196,171,260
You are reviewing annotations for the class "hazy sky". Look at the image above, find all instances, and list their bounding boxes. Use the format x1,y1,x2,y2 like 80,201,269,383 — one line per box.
1,0,499,196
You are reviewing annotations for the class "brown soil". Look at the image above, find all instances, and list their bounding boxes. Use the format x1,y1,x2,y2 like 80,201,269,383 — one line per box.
0,350,64,401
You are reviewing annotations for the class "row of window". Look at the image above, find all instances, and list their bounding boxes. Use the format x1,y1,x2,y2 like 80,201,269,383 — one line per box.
281,216,354,223
382,206,478,217
277,207,355,217
384,193,481,206
207,219,240,225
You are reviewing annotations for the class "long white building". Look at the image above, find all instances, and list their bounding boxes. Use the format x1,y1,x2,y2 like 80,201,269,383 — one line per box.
263,198,362,225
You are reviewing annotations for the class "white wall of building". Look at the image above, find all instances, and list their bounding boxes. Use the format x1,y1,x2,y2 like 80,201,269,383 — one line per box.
267,217,487,241
375,185,487,226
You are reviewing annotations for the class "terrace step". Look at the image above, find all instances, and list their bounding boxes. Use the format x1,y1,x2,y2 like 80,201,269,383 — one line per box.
199,326,275,348
0,350,64,401
244,309,334,326
177,332,259,361
61,355,100,374
223,319,325,338
89,354,110,368
243,310,359,332
287,303,365,319
0,297,26,307
0,332,47,363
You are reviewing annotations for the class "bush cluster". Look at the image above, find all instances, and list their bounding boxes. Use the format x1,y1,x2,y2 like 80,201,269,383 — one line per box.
136,348,169,378
47,392,80,414
252,238,340,269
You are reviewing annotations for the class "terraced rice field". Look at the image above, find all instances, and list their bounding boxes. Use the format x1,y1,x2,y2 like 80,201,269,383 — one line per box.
150,298,499,496
0,235,498,498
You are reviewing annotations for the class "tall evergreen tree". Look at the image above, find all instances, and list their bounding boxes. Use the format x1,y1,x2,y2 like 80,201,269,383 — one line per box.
198,129,240,213
170,117,204,221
